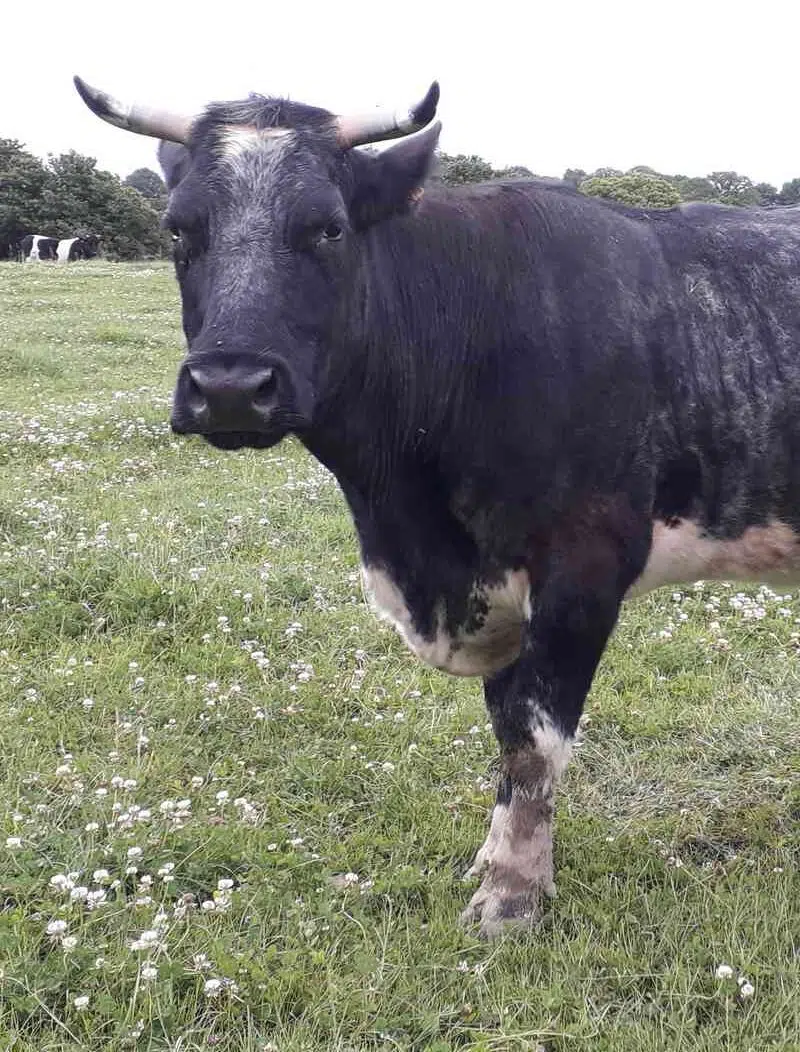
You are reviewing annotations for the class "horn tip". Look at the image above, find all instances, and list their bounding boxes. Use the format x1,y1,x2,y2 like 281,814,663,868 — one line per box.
73,74,108,119
412,81,440,128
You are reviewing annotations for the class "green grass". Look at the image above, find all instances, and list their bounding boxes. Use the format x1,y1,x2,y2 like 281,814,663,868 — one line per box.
0,261,797,1051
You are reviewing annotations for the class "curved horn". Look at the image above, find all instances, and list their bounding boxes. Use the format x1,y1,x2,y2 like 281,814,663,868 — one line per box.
73,75,195,144
335,81,440,149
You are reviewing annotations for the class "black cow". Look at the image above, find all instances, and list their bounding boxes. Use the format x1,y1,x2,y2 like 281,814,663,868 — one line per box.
20,234,59,261
75,74,800,938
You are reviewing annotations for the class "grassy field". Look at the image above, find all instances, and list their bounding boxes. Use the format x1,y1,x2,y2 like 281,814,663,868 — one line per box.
0,261,797,1052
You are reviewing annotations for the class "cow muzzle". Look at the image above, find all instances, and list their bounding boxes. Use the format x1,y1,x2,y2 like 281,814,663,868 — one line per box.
171,353,301,448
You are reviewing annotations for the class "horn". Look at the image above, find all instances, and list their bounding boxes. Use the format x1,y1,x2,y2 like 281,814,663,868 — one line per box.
73,75,195,144
335,81,440,149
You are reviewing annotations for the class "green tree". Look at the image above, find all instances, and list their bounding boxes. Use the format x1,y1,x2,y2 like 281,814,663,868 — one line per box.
39,151,165,259
0,139,51,258
437,153,494,186
778,178,800,205
707,171,761,206
754,182,779,206
563,168,587,186
493,165,535,180
671,175,719,203
580,173,680,209
123,167,166,200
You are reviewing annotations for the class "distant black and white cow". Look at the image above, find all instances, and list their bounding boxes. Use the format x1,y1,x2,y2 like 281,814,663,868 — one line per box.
57,234,101,262
75,75,800,937
20,234,59,261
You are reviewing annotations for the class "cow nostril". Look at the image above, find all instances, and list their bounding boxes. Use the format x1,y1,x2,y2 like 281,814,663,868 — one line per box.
253,367,277,411
185,368,210,419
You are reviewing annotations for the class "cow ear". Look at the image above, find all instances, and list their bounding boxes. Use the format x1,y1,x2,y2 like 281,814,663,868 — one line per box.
157,140,191,191
349,121,441,229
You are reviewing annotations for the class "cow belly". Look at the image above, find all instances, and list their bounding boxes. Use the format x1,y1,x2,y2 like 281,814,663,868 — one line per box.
362,565,530,676
628,519,800,597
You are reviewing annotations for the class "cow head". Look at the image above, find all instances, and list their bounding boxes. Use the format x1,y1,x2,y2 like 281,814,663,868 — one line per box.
74,76,440,450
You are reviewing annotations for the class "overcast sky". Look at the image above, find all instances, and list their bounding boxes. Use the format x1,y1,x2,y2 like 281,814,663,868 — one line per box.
6,1,800,188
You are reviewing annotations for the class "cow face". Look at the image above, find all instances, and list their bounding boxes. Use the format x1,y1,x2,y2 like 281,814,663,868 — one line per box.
159,104,439,450
72,77,439,452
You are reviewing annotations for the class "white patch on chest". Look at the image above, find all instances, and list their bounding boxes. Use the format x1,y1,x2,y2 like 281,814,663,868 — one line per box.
629,518,800,597
27,235,42,261
362,565,530,677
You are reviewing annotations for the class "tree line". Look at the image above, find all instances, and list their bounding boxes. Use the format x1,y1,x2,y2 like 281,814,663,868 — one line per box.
4,134,800,261
0,138,169,260
437,153,800,210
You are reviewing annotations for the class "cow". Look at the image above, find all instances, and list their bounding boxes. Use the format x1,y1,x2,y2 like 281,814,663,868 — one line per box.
56,234,101,262
74,73,800,938
20,234,59,261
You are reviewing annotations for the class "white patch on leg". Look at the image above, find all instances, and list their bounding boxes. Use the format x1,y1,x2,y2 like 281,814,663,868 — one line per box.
528,707,573,791
465,801,508,879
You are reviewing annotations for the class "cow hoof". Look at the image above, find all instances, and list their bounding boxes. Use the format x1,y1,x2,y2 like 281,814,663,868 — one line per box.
460,878,555,940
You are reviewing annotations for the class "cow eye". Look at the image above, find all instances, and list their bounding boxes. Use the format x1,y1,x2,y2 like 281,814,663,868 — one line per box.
321,221,343,242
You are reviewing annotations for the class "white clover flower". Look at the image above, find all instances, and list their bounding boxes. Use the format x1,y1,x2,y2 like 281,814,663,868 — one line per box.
46,919,68,936
141,964,158,981
201,900,216,912
130,929,160,951
87,889,107,909
92,869,110,884
127,846,143,860
203,978,223,997
215,790,229,803
55,764,72,777
84,822,100,833
192,953,212,971
217,878,234,891
715,963,734,980
73,995,90,1011
69,886,89,902
738,977,755,999
5,836,22,849
49,873,73,891
61,935,78,951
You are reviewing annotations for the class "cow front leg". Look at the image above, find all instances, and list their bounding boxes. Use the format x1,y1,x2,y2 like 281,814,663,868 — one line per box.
463,519,648,938
461,689,572,938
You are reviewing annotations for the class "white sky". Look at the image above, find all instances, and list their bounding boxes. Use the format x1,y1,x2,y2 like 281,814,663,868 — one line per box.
5,0,800,188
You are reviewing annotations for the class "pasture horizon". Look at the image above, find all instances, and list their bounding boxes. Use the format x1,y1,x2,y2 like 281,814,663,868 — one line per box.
0,261,797,1050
